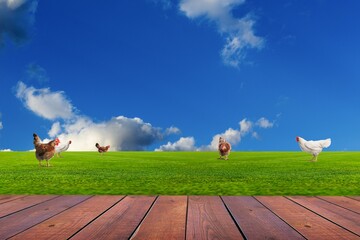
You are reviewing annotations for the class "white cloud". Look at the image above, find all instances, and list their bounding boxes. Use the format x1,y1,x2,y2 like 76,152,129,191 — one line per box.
15,81,74,120
15,82,180,151
240,118,253,134
0,112,3,130
48,122,61,138
256,117,274,129
203,118,253,150
56,116,164,151
155,137,196,151
179,0,264,67
159,117,275,151
0,148,12,152
180,0,245,19
206,127,241,151
252,131,260,139
165,126,181,135
0,0,38,45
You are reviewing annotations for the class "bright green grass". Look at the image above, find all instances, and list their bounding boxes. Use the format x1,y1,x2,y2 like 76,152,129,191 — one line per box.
0,151,359,195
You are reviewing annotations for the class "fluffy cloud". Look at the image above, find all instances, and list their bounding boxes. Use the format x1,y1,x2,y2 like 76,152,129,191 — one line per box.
252,131,259,139
165,126,181,135
256,117,274,128
0,112,3,130
48,122,61,138
0,0,38,45
239,118,252,134
15,82,177,151
202,118,253,150
155,137,196,151
179,0,264,67
15,81,75,120
158,117,274,151
180,0,245,19
54,116,165,151
0,148,12,151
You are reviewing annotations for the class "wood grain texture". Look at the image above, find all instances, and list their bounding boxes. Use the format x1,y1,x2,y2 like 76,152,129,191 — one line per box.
0,195,58,218
186,196,243,240
317,196,360,213
288,196,360,236
222,196,305,239
0,195,91,239
348,196,360,202
10,195,123,240
256,196,358,240
0,195,26,205
71,195,156,240
0,195,359,239
131,196,187,240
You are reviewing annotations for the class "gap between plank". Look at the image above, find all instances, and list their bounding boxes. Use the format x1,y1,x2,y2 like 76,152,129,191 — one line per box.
9,195,93,239
128,195,159,240
285,196,360,238
253,196,307,240
67,195,127,239
219,196,247,240
0,195,61,219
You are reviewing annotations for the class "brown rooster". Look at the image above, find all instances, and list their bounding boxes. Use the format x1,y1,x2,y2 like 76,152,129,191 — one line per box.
33,133,56,167
218,137,231,160
95,143,110,155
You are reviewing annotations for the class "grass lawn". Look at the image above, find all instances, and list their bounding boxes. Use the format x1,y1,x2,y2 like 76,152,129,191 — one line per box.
0,151,359,195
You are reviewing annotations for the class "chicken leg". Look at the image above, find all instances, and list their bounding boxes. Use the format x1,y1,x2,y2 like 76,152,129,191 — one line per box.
309,155,318,162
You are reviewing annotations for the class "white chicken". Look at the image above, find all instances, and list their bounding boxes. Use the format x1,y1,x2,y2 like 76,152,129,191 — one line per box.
296,136,331,162
55,138,72,157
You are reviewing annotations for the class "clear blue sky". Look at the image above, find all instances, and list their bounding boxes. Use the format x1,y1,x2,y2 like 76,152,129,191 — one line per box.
1,0,359,151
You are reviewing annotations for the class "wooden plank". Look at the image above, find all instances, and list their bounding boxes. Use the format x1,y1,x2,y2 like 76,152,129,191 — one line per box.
222,196,305,239
0,195,91,239
0,195,26,205
186,196,243,240
0,195,58,218
131,196,187,240
318,196,360,214
10,196,123,240
288,196,360,236
256,196,358,240
348,196,360,201
71,195,156,240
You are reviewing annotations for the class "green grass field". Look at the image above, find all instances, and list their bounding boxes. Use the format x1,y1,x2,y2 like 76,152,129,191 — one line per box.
0,151,359,195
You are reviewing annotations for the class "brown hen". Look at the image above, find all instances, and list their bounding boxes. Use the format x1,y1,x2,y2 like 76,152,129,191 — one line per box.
95,143,110,155
33,133,56,167
218,137,231,160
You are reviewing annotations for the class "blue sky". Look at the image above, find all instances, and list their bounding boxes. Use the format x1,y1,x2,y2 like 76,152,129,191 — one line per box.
0,0,360,151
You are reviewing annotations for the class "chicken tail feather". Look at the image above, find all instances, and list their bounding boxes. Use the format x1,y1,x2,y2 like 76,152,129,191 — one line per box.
321,138,331,148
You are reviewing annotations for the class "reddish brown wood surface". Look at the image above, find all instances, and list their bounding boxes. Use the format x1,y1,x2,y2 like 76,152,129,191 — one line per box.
288,196,360,235
0,195,58,218
0,195,359,239
71,195,156,240
131,196,187,240
0,195,26,204
318,196,360,213
0,195,90,239
256,196,358,240
186,196,244,240
10,196,123,240
222,196,305,239
348,196,360,202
